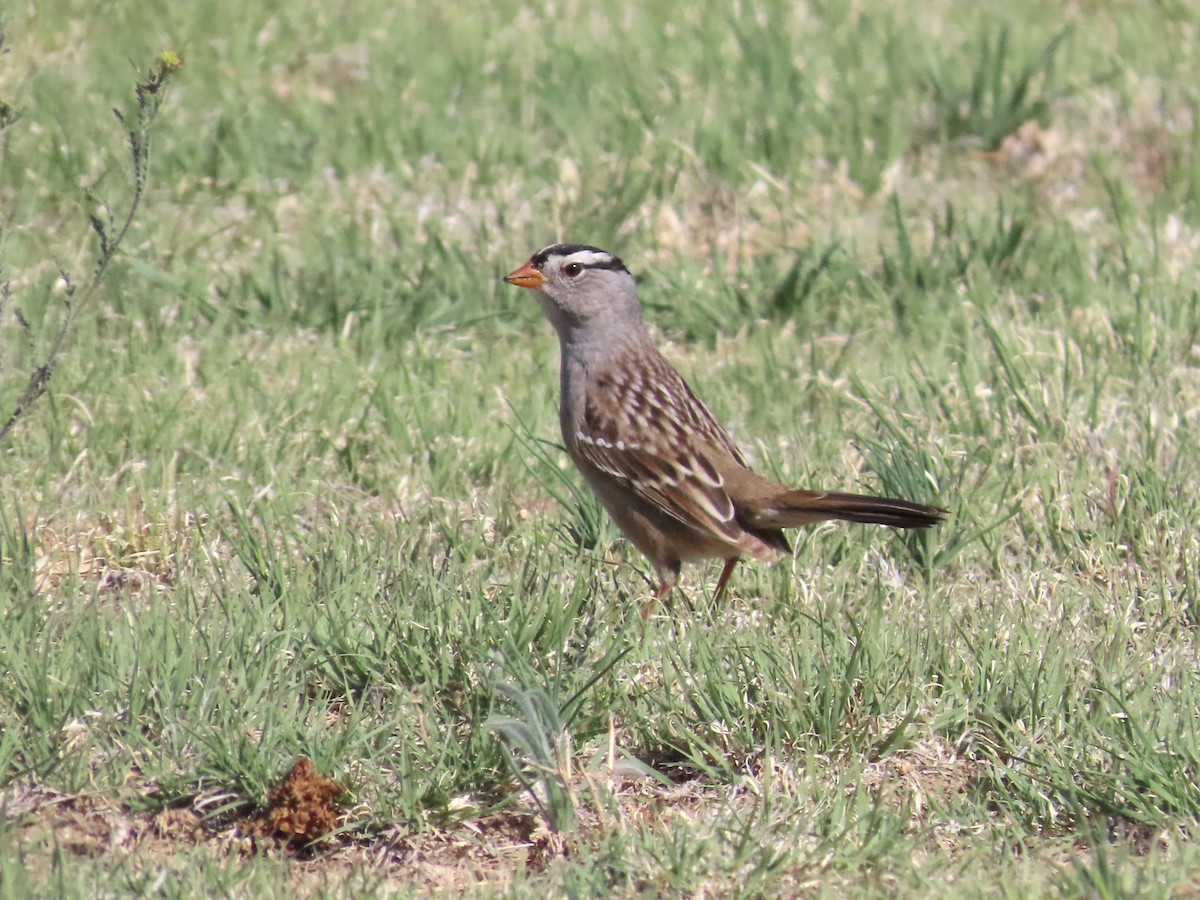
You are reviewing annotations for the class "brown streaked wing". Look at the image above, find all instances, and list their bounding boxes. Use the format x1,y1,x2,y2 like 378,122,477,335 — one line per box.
575,346,746,543
609,344,749,467
668,370,749,469
573,429,744,543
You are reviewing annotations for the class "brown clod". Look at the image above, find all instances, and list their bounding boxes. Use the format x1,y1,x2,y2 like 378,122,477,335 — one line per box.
251,757,343,847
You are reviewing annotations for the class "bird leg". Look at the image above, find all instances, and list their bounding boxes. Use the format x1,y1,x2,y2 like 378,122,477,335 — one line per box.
643,558,739,619
712,557,739,605
641,580,674,620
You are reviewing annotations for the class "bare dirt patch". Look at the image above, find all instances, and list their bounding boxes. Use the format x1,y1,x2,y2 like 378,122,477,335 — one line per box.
3,759,762,893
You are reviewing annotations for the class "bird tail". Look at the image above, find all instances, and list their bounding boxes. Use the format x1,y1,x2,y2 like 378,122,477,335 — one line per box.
746,490,946,530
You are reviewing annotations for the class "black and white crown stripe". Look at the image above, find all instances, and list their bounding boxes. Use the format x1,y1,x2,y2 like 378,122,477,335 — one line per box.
531,243,629,273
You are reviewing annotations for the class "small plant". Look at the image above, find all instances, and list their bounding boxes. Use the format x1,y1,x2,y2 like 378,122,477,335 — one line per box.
880,193,1030,295
851,377,1015,574
487,683,580,832
0,49,180,444
506,401,606,552
767,242,847,318
874,193,1035,332
926,25,1070,150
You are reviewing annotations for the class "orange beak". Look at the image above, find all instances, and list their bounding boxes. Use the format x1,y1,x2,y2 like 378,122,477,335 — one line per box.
503,261,547,289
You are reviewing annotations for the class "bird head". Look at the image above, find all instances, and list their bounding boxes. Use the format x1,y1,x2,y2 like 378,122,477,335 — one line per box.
504,243,642,339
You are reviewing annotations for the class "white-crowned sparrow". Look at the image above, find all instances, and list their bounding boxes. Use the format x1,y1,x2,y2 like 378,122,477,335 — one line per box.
505,243,945,611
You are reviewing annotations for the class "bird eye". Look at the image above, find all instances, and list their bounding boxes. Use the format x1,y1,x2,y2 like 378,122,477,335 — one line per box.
562,262,584,278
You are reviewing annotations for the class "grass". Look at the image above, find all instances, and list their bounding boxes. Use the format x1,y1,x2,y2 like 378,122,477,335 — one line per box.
3,0,1200,895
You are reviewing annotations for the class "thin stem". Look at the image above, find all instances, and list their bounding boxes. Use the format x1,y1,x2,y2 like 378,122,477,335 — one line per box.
0,52,180,444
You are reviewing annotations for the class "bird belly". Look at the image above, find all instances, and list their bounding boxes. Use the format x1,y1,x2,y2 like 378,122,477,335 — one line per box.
572,455,778,569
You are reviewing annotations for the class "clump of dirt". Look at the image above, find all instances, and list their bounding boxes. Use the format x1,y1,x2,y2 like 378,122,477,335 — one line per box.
246,757,344,848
